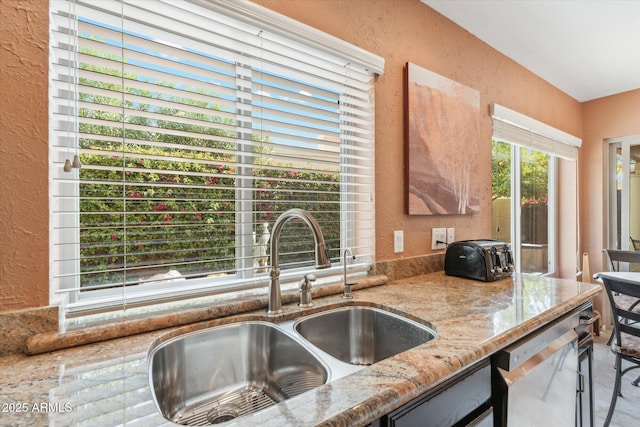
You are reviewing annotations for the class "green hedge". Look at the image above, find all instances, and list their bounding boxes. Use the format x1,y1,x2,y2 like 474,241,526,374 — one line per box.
78,150,340,287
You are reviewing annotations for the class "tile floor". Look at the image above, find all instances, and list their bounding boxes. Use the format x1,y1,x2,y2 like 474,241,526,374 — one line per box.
593,333,640,427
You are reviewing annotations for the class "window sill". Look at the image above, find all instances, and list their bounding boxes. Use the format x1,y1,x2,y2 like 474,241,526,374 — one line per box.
24,275,388,355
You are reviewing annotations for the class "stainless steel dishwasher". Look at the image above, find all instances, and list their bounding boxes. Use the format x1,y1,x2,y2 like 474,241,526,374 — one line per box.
492,308,581,426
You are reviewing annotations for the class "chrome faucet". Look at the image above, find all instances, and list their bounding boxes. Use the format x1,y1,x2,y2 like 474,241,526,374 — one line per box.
342,248,356,299
267,209,331,315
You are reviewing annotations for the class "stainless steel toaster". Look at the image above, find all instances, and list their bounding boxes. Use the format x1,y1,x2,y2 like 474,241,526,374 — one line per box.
444,240,514,281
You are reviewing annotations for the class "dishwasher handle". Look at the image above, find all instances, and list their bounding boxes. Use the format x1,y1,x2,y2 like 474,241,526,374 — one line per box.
494,310,580,371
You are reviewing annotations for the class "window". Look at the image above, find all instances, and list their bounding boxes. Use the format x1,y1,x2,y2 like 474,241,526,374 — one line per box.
50,0,383,316
490,104,581,275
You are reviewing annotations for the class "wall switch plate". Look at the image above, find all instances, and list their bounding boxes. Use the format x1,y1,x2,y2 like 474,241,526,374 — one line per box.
394,230,404,253
431,228,447,250
446,227,455,244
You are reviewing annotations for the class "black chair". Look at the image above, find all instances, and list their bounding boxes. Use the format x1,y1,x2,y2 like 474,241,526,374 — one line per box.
604,249,640,272
593,272,640,427
603,250,640,345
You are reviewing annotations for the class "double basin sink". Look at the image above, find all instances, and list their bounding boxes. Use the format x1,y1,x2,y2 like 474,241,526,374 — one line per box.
148,306,437,425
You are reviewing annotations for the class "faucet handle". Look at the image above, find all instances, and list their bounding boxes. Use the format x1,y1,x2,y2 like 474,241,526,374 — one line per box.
299,273,316,290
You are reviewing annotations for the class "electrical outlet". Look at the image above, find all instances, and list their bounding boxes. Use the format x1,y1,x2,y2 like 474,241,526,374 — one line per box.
446,227,455,244
394,230,404,253
431,228,447,250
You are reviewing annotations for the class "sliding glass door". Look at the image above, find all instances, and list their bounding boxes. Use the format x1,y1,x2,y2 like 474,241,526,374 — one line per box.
492,139,557,274
607,134,640,256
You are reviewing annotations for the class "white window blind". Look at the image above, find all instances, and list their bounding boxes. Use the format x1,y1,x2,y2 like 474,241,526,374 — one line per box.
50,0,383,315
490,103,582,160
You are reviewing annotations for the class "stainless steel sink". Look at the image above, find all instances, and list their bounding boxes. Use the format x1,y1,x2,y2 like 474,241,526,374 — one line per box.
148,321,328,426
294,306,437,365
148,307,436,425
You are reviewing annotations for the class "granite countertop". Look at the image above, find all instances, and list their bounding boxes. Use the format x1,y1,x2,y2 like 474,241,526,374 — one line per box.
0,272,600,427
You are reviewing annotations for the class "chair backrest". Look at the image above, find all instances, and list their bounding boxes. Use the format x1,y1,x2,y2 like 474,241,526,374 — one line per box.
631,237,640,251
594,273,640,344
603,249,640,271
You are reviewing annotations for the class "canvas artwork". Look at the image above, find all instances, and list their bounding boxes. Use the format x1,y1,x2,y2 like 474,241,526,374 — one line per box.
405,62,480,215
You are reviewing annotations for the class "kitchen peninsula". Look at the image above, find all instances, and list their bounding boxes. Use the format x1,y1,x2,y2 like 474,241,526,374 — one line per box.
0,272,600,427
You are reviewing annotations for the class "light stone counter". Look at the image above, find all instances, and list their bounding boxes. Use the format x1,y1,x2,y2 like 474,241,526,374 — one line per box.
0,272,600,427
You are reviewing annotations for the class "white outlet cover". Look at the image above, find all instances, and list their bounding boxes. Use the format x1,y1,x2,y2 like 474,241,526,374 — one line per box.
394,230,404,253
431,228,447,250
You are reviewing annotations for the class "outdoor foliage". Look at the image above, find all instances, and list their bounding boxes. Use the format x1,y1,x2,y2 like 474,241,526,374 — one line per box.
491,139,549,204
79,152,340,288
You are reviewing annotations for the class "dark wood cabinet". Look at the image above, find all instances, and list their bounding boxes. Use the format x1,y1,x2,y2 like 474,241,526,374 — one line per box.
376,360,492,427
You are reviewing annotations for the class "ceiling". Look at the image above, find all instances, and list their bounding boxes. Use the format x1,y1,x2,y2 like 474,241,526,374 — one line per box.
421,0,640,102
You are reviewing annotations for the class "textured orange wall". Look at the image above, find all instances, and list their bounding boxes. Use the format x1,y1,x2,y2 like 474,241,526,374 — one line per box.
255,0,582,261
0,0,50,310
580,89,640,274
1,0,588,309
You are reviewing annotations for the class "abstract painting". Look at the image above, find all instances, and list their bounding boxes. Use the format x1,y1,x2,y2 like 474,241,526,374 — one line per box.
405,62,480,215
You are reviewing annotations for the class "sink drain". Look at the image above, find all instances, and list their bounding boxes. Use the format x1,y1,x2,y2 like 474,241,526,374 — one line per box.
206,404,240,424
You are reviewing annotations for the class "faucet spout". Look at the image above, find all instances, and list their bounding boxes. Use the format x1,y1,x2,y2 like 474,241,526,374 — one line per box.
267,209,331,315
